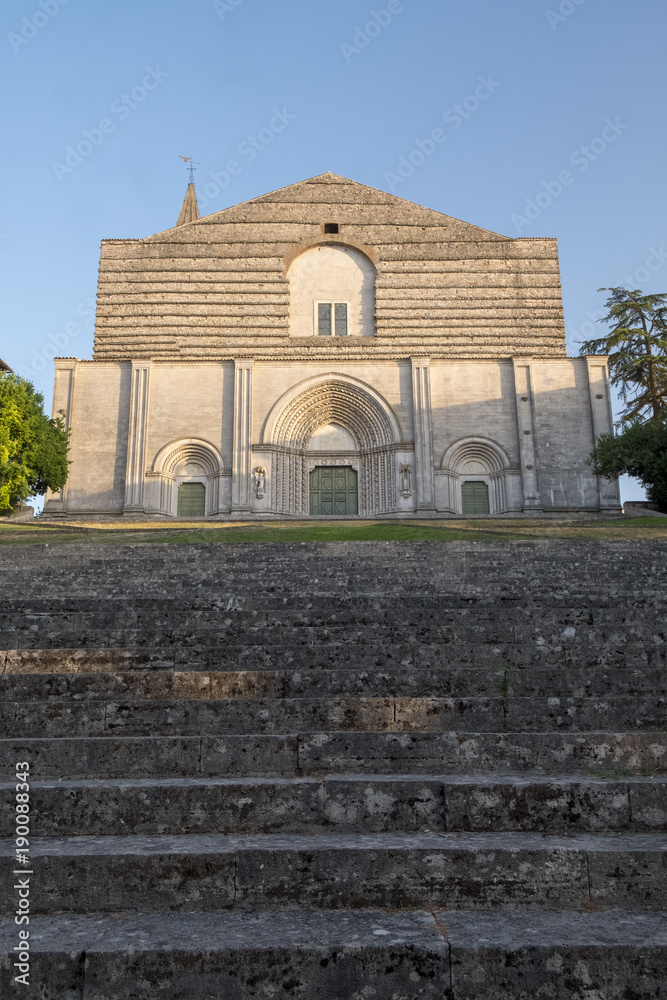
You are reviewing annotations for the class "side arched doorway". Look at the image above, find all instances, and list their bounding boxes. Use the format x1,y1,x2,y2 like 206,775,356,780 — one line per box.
146,438,229,517
438,437,521,515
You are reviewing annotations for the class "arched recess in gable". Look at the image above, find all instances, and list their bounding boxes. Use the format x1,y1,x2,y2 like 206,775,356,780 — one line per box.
286,243,377,337
145,437,230,516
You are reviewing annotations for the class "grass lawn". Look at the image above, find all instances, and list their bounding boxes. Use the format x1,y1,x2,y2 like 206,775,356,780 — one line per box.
0,516,665,545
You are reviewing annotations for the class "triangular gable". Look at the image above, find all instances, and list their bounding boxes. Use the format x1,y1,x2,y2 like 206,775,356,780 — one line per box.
146,172,508,242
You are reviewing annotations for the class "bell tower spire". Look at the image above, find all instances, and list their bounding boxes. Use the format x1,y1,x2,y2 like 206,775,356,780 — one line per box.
176,156,200,226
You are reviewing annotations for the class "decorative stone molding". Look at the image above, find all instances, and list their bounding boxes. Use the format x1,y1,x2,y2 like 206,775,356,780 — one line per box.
123,361,151,513
232,360,254,513
585,357,621,508
512,362,542,510
283,236,378,273
440,437,511,475
411,358,435,510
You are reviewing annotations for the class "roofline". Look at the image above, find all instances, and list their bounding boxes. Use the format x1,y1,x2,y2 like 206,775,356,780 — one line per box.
99,172,537,244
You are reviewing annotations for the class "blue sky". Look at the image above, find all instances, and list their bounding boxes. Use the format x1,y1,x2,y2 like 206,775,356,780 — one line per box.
2,0,665,503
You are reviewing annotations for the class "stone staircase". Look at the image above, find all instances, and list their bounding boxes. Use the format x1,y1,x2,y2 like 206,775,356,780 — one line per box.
0,540,665,998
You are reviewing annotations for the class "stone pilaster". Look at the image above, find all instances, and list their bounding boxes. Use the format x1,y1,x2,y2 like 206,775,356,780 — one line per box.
585,356,621,509
231,359,254,514
411,358,435,510
512,361,542,511
123,361,151,514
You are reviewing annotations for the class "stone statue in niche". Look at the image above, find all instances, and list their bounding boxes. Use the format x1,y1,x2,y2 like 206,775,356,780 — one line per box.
400,464,411,498
253,467,266,499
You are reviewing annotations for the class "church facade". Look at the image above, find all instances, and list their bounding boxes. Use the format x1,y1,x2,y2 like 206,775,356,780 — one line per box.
45,172,619,518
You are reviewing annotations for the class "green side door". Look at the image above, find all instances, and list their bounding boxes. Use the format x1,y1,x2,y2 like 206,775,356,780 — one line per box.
177,482,206,517
461,481,490,515
310,467,358,515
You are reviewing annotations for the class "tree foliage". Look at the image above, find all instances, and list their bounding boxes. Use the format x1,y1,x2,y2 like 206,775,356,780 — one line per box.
579,287,667,423
0,373,69,514
588,419,667,512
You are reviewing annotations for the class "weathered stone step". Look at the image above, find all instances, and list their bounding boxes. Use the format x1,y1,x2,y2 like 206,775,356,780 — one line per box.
3,731,666,779
6,593,663,613
4,617,665,650
2,908,665,999
4,695,665,738
5,641,664,673
1,831,664,913
299,730,667,777
0,908,447,998
2,664,666,702
1,775,663,837
3,604,664,629
3,538,663,577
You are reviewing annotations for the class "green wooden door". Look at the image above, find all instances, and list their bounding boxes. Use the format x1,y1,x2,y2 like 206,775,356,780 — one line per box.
177,482,206,517
310,467,358,515
461,481,490,515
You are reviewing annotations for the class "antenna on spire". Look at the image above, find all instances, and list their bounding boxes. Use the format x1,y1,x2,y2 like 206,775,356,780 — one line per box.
178,155,199,184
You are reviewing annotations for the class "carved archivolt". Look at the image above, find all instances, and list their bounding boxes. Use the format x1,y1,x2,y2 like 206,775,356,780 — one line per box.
440,437,511,475
151,438,226,477
264,374,400,450
262,375,402,516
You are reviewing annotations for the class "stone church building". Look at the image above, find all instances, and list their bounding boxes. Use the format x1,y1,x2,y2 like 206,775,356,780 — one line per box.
45,172,619,518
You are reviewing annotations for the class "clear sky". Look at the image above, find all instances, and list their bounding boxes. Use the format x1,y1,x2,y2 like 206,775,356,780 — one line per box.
2,0,665,504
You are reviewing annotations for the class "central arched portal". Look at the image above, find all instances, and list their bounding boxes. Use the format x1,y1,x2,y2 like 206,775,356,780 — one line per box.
262,375,401,516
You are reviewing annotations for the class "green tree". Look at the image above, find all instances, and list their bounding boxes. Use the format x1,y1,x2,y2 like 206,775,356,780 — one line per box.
0,373,69,514
579,287,667,423
588,419,667,512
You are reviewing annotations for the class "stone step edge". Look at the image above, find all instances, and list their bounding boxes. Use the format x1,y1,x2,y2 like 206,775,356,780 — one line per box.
1,907,665,953
3,640,665,667
2,732,665,779
2,830,665,854
1,773,665,789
